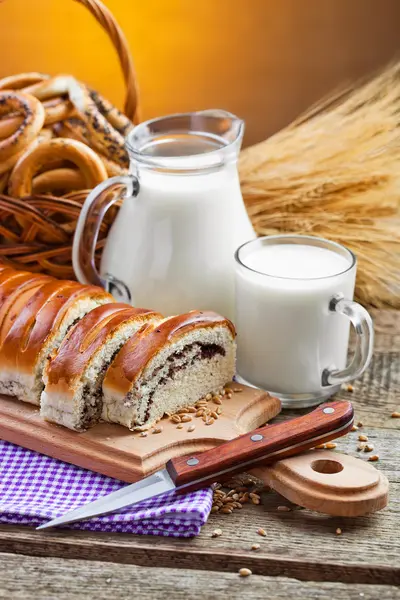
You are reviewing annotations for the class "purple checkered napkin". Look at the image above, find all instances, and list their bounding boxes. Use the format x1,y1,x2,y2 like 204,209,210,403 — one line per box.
0,440,213,537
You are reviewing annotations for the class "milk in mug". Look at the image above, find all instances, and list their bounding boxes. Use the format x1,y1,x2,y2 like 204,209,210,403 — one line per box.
235,236,364,407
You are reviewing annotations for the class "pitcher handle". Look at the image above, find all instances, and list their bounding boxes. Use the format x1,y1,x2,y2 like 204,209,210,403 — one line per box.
72,175,138,302
322,294,374,387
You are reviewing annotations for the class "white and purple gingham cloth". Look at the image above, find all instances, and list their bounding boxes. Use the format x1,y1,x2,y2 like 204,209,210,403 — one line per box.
0,440,213,537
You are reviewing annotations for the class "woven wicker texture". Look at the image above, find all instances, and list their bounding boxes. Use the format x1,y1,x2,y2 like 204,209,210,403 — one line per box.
0,0,137,279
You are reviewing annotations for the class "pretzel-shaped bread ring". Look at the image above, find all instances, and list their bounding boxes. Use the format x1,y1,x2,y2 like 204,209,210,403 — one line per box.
42,98,76,125
0,92,45,161
8,138,108,198
0,128,55,178
101,155,127,177
0,139,38,177
52,119,90,145
23,75,76,101
0,99,74,140
88,89,133,137
0,171,9,193
0,72,50,91
25,75,129,166
37,128,54,143
53,120,127,176
73,85,128,166
0,116,23,139
32,168,85,195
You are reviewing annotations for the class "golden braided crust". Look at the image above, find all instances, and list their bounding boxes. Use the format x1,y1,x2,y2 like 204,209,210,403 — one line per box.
104,311,236,396
0,267,48,291
0,280,113,375
45,303,162,388
0,270,53,346
0,91,45,161
8,138,108,198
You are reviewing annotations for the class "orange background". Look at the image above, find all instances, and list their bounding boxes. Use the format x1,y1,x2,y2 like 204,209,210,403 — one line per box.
1,0,400,146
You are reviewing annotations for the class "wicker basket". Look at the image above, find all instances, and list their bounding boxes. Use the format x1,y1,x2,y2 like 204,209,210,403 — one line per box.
0,0,138,279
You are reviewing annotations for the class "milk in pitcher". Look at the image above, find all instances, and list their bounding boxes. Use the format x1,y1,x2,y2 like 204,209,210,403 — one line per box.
102,136,254,318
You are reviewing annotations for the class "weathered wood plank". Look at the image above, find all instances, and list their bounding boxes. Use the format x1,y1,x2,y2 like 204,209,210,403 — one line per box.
0,552,399,600
0,428,398,585
334,353,400,429
370,310,400,354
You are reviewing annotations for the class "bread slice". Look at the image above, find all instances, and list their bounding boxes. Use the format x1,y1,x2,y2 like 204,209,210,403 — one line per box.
0,279,113,404
41,303,162,430
101,311,236,430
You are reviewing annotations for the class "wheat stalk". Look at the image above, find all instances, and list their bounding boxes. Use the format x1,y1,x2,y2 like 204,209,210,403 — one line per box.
239,63,400,307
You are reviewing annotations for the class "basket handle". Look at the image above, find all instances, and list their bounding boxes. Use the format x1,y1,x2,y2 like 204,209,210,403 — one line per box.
74,0,139,122
0,0,139,123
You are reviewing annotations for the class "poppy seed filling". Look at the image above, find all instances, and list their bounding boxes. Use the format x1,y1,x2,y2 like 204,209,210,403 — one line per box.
138,342,225,423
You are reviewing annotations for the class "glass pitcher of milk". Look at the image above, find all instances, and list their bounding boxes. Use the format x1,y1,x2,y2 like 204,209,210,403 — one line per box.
73,110,255,319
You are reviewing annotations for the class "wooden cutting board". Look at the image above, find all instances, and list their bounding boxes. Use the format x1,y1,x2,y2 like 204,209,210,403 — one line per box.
0,383,281,482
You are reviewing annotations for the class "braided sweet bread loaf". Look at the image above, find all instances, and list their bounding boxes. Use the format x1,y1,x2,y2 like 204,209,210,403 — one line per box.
0,267,236,432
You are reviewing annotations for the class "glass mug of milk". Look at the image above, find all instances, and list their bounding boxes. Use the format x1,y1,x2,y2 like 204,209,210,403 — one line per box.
73,110,255,320
235,235,374,408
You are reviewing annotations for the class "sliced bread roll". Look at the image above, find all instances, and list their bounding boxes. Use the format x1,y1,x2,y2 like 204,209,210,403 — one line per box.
0,279,113,404
41,303,162,430
101,311,236,430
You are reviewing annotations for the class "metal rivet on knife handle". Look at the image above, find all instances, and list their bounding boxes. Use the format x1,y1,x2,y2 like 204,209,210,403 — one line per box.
250,434,264,442
186,458,200,466
323,407,335,414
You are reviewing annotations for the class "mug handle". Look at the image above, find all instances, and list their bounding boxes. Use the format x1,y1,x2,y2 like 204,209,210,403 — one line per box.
72,175,139,302
322,294,374,387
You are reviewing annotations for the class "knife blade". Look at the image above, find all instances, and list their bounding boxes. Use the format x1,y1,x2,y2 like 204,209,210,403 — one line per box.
37,399,353,530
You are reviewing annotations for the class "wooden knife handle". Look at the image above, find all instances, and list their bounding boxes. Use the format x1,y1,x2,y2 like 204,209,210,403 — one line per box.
166,400,354,491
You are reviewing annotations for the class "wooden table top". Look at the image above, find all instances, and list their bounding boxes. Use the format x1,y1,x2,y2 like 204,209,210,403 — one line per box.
1,309,399,600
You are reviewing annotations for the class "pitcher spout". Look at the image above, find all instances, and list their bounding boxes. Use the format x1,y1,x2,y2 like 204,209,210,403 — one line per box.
194,109,244,156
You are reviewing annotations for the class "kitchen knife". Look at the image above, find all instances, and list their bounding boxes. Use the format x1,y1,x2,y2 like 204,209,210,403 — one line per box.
37,400,353,530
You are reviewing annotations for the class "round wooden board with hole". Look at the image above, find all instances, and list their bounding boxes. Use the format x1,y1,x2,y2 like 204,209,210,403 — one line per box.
250,449,389,516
